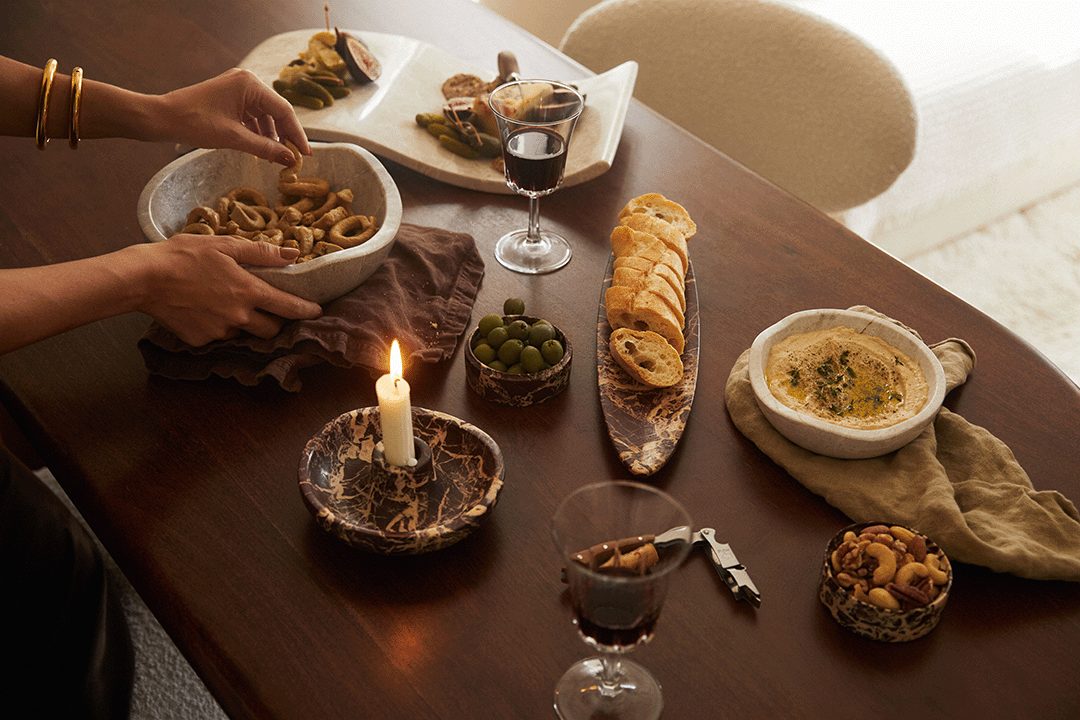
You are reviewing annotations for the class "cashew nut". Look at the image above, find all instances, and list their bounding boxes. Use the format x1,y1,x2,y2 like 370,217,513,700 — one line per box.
868,587,901,610
866,542,897,585
889,525,916,543
925,554,949,585
894,561,929,586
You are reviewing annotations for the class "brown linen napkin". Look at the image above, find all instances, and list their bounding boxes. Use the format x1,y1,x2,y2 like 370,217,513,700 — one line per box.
138,223,484,392
726,305,1080,581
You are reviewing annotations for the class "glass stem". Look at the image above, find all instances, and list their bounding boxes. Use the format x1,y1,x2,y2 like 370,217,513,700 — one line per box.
526,195,542,243
597,653,624,697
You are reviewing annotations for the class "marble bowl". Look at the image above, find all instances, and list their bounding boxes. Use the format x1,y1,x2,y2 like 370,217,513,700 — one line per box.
748,308,945,459
137,141,402,304
298,407,504,555
819,522,953,642
464,316,573,406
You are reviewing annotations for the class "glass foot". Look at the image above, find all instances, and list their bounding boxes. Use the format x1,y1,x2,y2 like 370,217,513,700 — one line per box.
495,229,572,274
554,657,664,720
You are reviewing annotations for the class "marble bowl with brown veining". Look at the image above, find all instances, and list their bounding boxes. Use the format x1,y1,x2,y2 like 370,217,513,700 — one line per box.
748,308,946,459
298,407,504,555
464,316,572,407
819,522,953,643
137,141,402,304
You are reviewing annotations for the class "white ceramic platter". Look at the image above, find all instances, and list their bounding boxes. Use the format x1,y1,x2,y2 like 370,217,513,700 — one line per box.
239,30,638,194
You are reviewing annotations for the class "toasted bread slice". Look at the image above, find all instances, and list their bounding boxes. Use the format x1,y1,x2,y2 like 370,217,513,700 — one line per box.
609,328,684,388
612,266,685,314
620,213,689,273
605,286,685,354
618,193,696,239
610,226,687,276
611,257,685,307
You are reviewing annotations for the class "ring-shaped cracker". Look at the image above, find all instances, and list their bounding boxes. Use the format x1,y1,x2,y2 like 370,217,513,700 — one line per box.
227,186,269,208
278,176,330,198
185,206,220,231
230,202,268,232
329,215,378,248
181,222,216,235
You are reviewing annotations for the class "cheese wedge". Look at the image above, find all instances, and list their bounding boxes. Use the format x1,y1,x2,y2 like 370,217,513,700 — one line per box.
487,82,553,122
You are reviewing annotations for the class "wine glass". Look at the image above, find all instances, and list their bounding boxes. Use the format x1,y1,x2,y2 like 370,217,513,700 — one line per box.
551,481,693,720
489,79,584,274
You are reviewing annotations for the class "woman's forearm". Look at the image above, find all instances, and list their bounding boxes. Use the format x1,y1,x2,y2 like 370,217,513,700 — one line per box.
0,249,146,354
0,55,161,142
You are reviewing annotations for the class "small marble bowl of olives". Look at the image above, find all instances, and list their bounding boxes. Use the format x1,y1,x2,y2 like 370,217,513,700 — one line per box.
464,299,572,407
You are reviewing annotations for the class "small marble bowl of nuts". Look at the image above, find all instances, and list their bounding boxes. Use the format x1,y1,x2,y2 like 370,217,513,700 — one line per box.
464,298,572,407
819,522,953,642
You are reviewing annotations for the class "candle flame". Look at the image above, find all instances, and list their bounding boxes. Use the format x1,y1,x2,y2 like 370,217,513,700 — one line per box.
390,339,403,377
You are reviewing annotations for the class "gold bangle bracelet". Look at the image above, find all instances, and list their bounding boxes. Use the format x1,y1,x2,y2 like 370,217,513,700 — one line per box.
36,58,58,150
67,66,82,148
69,67,83,150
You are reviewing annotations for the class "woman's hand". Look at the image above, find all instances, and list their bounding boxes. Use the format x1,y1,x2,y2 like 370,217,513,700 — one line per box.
135,234,323,345
151,68,311,166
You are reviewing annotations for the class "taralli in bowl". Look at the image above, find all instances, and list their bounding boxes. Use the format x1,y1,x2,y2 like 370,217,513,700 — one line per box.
819,522,953,642
137,141,402,304
748,308,946,458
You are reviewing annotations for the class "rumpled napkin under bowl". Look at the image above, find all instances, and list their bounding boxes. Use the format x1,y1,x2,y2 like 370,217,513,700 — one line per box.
138,223,484,392
726,305,1080,582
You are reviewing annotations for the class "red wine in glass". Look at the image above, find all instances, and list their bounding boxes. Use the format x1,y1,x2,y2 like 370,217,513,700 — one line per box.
576,609,658,651
572,562,663,651
503,127,568,195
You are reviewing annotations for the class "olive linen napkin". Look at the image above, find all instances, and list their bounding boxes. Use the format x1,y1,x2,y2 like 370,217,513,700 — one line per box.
725,306,1080,582
138,223,484,392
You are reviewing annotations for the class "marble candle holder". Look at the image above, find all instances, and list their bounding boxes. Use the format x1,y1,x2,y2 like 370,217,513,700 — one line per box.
299,407,504,554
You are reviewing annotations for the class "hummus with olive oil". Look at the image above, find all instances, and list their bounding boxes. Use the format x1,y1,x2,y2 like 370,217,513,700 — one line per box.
765,326,929,430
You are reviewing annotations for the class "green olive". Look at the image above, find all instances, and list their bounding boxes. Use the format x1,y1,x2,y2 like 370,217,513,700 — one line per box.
478,313,504,337
528,321,556,346
489,360,508,372
497,338,524,366
519,345,545,373
473,343,497,365
503,297,525,315
486,325,509,350
507,363,524,375
541,339,565,365
507,319,530,341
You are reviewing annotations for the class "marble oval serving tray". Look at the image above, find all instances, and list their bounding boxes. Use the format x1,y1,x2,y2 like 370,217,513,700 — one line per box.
597,254,699,476
238,29,637,194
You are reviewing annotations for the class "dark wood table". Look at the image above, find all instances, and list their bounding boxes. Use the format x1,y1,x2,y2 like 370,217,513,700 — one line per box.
3,1,1080,718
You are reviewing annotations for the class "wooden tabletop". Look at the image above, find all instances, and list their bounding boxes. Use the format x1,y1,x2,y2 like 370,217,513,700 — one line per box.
3,1,1080,718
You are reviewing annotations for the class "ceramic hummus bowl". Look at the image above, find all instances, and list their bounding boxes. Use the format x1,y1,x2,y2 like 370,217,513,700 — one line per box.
748,308,946,459
137,141,402,304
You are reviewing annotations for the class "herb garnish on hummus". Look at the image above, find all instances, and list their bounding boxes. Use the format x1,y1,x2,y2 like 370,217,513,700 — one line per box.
765,326,929,430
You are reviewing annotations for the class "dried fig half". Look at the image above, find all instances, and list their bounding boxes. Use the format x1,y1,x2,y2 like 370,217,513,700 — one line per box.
334,28,381,83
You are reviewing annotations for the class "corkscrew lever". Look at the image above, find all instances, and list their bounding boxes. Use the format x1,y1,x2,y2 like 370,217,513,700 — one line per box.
695,528,761,608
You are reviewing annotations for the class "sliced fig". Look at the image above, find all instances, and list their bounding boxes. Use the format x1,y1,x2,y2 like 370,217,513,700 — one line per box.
335,28,381,83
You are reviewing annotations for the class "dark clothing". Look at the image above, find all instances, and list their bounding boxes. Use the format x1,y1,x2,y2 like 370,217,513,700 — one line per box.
0,444,133,719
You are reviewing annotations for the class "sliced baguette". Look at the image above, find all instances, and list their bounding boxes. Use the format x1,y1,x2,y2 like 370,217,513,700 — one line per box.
605,286,685,354
618,193,697,239
610,226,687,277
612,266,686,314
612,256,685,301
609,328,684,388
620,213,689,274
